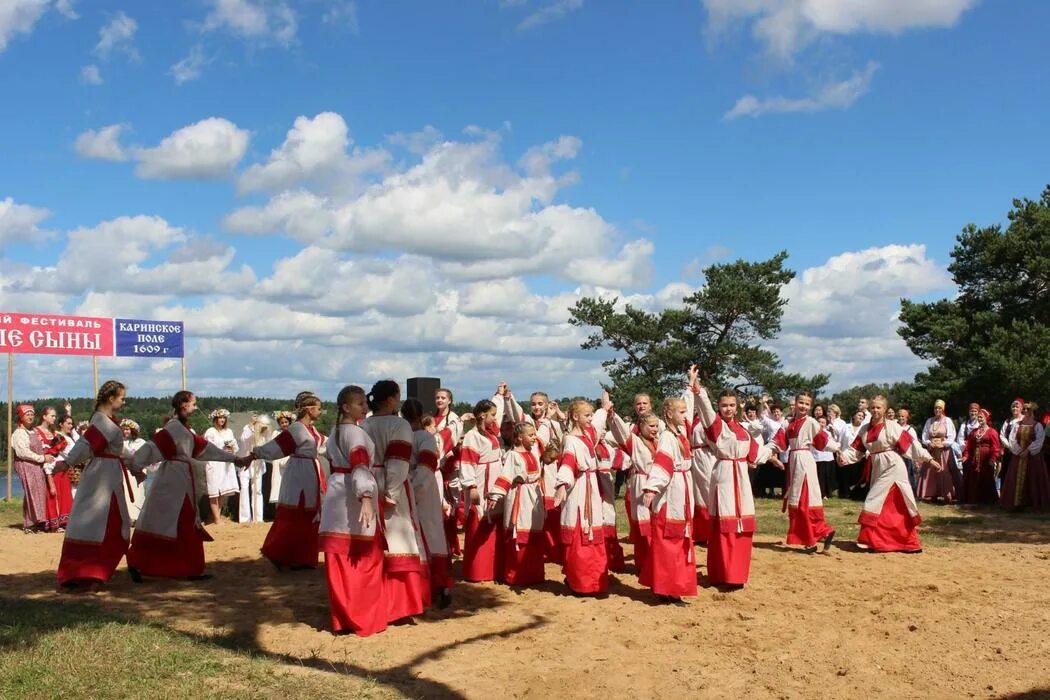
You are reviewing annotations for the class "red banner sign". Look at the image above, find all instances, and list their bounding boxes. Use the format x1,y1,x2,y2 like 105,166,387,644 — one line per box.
0,312,115,357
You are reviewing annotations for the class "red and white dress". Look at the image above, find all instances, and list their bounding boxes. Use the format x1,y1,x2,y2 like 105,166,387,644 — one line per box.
692,388,775,587
526,414,565,564
557,427,609,594
489,448,547,586
255,420,325,568
683,389,715,544
320,422,388,636
593,410,626,572
126,419,238,578
770,417,840,547
607,412,656,582
411,428,452,594
838,420,931,552
458,424,506,582
433,410,463,558
363,414,430,620
56,412,140,586
641,427,697,598
38,427,73,532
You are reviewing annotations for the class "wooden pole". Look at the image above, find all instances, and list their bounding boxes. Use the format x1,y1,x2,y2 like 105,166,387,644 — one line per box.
181,356,187,391
6,354,12,501
92,355,98,397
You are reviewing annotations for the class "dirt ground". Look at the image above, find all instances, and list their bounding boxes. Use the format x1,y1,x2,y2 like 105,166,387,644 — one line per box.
2,508,1049,700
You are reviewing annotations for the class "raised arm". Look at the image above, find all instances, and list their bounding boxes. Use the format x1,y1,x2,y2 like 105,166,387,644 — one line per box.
693,386,717,428
608,411,633,449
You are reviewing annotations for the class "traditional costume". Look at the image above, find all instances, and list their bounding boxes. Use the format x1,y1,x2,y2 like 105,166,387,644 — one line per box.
11,409,49,532
770,417,840,548
640,426,697,598
607,412,655,583
557,425,609,594
692,388,775,586
837,420,932,552
459,422,505,582
593,412,626,572
204,420,239,500
56,411,142,586
960,416,1001,506
122,424,147,524
1000,420,1050,510
254,420,325,568
126,419,239,578
919,414,958,502
362,414,430,619
319,422,388,636
490,448,547,586
433,409,463,558
36,426,73,532
410,428,452,596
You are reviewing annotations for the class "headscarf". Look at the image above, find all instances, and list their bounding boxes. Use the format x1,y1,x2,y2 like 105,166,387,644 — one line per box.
934,399,946,410
16,404,34,421
979,408,991,422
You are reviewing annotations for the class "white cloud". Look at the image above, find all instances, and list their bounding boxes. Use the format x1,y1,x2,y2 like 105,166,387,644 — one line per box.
0,197,51,251
775,243,954,390
74,124,127,161
238,112,388,194
79,63,102,85
703,0,976,58
134,117,250,180
725,61,879,119
518,0,584,31
95,11,137,59
322,0,358,32
202,0,297,46
54,0,77,20
0,0,48,53
169,45,208,85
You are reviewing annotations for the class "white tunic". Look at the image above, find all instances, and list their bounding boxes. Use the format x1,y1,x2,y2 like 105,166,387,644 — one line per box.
132,419,237,539
556,427,606,542
60,412,136,545
490,449,547,542
608,412,655,535
319,422,378,543
410,428,448,559
253,421,324,511
839,421,932,525
362,415,426,567
771,416,841,509
459,427,505,519
642,427,696,539
203,426,239,498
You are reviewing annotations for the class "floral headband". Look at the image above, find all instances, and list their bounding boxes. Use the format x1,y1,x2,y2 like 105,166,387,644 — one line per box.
119,418,140,432
209,408,230,420
273,410,295,422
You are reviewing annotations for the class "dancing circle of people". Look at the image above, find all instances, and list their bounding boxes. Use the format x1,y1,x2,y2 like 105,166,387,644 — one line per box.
25,365,1048,637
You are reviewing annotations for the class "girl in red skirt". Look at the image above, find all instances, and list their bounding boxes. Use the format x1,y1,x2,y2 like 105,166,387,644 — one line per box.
488,422,547,586
459,399,506,582
320,385,389,636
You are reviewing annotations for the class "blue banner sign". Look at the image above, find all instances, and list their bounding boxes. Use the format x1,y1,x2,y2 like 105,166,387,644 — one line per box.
115,319,184,358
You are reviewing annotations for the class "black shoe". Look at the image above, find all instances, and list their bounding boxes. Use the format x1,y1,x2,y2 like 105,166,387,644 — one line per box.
186,574,213,581
902,549,923,554
659,595,687,607
438,589,453,609
823,530,836,553
269,559,288,572
802,545,818,554
128,566,143,584
289,564,315,571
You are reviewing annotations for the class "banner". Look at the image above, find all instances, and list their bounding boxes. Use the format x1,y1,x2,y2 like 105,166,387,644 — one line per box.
115,319,184,358
0,312,114,357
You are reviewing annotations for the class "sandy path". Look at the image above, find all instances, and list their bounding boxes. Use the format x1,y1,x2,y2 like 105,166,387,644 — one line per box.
2,517,1049,699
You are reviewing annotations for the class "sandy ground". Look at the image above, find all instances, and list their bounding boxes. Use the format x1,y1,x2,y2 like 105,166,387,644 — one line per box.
2,512,1049,700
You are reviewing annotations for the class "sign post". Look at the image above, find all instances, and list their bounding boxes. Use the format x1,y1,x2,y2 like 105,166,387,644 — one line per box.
5,354,11,501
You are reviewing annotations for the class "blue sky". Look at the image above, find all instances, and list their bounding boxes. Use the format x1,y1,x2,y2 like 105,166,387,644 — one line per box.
1,0,1047,401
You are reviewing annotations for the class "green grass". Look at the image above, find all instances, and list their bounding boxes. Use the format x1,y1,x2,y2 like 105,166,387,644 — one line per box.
0,599,395,700
0,498,21,528
614,492,1050,548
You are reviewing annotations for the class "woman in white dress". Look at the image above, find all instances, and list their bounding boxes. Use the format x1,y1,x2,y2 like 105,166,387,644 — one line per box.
203,408,239,524
268,411,294,508
238,415,272,524
120,419,147,525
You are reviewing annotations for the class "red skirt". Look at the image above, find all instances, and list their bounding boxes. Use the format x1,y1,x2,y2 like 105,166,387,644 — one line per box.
858,484,921,552
646,507,697,597
127,496,207,578
429,554,453,591
500,531,546,586
325,538,387,637
543,504,564,564
562,518,608,595
44,471,74,532
444,511,461,557
605,530,626,572
385,566,429,622
57,493,128,585
462,508,503,582
630,520,652,586
692,505,711,546
261,494,319,568
786,481,833,547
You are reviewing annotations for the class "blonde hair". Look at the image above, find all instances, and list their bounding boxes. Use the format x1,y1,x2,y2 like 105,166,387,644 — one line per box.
661,397,685,422
871,395,888,409
567,399,593,427
294,391,321,419
95,380,126,410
